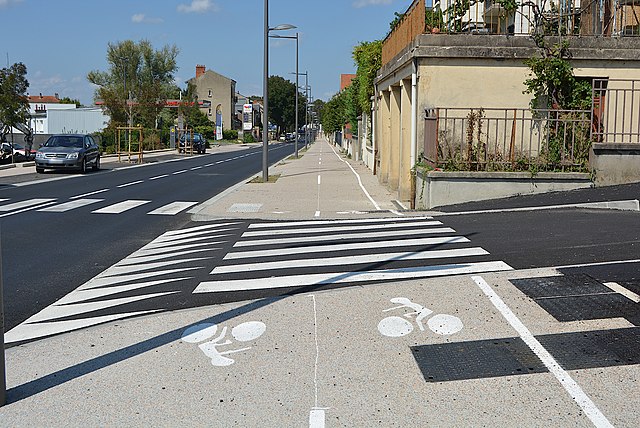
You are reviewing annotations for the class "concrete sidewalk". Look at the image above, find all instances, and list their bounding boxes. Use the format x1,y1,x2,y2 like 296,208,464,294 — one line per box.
192,138,400,221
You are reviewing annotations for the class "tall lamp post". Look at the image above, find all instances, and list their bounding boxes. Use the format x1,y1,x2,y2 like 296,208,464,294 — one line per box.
293,71,310,148
271,32,299,158
262,0,296,182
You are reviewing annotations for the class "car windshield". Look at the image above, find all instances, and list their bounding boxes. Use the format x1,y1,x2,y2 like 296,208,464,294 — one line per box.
44,136,84,148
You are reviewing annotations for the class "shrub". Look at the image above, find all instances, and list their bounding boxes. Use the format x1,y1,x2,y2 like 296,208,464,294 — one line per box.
243,133,256,143
223,129,238,140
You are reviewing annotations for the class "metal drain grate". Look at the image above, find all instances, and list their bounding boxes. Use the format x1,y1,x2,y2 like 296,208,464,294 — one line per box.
412,337,546,382
412,328,640,383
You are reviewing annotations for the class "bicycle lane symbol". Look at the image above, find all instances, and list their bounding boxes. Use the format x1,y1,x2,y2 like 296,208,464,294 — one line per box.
377,297,464,337
181,321,267,366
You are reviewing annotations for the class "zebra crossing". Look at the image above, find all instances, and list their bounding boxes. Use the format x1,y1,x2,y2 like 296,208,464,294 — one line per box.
4,216,512,345
193,217,512,294
0,197,199,217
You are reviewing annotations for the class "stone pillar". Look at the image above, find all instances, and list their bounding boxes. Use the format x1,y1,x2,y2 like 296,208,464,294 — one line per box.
399,78,413,201
389,85,402,190
379,89,392,184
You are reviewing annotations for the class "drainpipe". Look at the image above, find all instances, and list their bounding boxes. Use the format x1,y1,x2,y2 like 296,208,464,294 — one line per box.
410,58,418,209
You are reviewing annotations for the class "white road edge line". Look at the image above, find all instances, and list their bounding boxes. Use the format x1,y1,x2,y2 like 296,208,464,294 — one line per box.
328,142,381,211
603,281,640,303
430,199,640,216
70,188,109,199
117,180,144,188
472,275,613,428
149,174,169,180
551,258,640,270
309,295,328,428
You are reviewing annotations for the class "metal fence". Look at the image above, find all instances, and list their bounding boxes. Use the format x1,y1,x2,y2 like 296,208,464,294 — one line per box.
427,0,640,37
592,79,640,144
423,107,593,171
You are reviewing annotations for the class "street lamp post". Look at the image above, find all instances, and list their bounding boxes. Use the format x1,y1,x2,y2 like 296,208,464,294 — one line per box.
293,71,310,149
271,32,299,158
262,0,268,183
262,0,296,182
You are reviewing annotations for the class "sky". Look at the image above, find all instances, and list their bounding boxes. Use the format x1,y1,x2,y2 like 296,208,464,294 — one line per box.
0,0,411,105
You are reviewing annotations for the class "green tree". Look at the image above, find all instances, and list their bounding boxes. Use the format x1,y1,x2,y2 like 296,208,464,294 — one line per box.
0,62,30,135
87,39,179,129
352,40,382,115
322,91,347,134
388,12,405,33
59,96,82,107
524,39,591,110
313,99,326,125
268,75,306,134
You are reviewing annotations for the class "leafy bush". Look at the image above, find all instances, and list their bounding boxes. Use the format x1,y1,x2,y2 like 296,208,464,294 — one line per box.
223,129,238,140
243,133,256,143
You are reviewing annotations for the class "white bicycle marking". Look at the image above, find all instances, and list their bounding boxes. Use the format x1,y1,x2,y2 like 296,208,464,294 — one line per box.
181,321,267,366
378,297,463,337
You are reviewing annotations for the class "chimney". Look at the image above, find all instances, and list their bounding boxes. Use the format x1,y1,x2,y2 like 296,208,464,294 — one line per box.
55,93,59,100
196,65,206,78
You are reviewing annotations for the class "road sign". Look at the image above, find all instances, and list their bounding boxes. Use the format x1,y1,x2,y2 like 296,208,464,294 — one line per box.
243,104,253,131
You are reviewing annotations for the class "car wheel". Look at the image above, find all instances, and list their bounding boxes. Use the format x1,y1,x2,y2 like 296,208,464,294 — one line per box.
80,158,87,174
36,167,44,173
93,156,100,171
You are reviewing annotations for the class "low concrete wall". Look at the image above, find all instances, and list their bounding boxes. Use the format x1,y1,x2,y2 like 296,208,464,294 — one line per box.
591,143,640,186
415,171,592,209
362,145,375,171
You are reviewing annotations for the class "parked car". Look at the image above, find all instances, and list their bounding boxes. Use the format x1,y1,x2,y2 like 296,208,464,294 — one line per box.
35,134,100,173
179,132,207,154
0,142,36,163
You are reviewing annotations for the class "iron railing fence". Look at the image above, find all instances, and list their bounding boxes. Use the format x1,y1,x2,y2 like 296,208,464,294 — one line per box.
592,79,640,144
423,107,593,172
426,0,640,37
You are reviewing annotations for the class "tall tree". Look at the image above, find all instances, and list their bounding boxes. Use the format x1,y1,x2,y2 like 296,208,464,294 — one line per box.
268,75,306,133
0,62,30,135
352,40,382,115
87,40,179,129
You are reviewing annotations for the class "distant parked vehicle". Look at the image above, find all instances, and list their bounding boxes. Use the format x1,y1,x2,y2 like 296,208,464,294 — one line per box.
0,142,36,163
35,134,100,174
179,132,207,154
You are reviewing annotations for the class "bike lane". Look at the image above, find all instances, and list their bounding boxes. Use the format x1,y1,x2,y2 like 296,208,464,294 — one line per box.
4,267,639,426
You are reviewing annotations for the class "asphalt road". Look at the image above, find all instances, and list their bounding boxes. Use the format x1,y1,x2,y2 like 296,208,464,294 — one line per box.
440,207,640,271
0,142,294,331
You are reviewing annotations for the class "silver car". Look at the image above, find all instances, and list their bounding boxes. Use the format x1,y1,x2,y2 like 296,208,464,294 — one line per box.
35,134,100,174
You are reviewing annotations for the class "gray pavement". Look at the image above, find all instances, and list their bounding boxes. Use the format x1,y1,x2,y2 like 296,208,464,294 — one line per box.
1,138,639,427
191,138,400,221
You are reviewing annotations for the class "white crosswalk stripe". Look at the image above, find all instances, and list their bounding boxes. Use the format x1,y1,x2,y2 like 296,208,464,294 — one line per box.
0,197,200,217
197,217,513,294
148,201,198,215
0,198,55,211
38,198,104,212
195,261,513,293
92,199,151,214
212,247,490,274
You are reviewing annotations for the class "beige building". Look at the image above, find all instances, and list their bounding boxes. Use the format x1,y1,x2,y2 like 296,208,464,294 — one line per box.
371,0,640,204
189,65,237,131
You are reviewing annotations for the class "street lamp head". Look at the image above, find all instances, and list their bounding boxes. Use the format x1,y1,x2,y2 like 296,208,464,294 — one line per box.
269,23,297,31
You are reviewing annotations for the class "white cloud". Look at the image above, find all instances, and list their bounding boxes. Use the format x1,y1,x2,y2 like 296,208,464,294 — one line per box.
131,13,164,24
352,0,393,8
0,0,23,8
177,0,219,13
